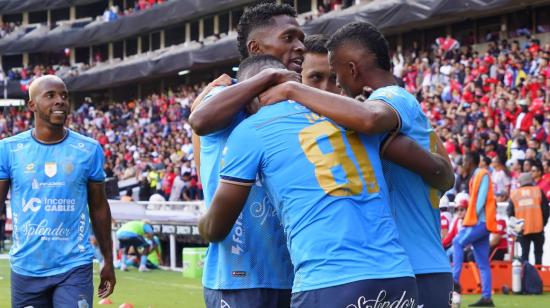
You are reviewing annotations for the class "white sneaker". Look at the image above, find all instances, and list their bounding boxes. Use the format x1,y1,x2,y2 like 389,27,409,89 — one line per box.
139,266,150,272
120,264,128,271
451,291,461,308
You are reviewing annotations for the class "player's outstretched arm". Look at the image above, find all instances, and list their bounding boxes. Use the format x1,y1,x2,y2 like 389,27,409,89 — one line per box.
190,68,300,136
88,182,116,298
199,182,251,242
383,134,455,192
259,81,399,134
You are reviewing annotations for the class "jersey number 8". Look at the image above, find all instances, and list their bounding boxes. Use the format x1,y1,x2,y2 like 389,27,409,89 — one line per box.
299,120,380,197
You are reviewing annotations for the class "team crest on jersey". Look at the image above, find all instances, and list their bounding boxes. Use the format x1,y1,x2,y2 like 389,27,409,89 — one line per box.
44,162,57,178
64,162,74,175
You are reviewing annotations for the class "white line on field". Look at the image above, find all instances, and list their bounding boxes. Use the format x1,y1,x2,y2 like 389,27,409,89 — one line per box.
122,275,202,290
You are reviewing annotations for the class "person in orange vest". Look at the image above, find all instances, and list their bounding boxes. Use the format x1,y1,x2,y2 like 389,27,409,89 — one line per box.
452,152,497,307
507,172,549,265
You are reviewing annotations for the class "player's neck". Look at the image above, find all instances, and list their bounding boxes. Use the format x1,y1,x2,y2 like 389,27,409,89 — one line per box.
366,71,396,90
33,125,67,144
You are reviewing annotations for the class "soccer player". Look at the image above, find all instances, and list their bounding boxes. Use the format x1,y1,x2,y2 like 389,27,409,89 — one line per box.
0,75,115,307
116,220,154,272
189,2,304,136
258,22,454,307
200,55,418,307
301,34,339,94
453,152,497,307
189,3,300,307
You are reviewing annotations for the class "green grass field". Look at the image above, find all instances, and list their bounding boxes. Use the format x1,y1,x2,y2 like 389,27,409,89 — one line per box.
1,259,550,307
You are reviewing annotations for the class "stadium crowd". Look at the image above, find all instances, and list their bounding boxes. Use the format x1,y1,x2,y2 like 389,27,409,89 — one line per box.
0,82,204,202
0,21,19,39
103,0,167,22
1,34,549,205
393,35,550,203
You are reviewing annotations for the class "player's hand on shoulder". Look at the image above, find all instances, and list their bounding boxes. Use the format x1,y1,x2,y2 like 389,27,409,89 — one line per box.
259,81,299,106
98,262,116,298
209,74,233,87
263,68,301,86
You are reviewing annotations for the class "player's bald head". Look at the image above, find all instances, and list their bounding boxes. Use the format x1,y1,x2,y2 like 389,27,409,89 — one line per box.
28,75,67,101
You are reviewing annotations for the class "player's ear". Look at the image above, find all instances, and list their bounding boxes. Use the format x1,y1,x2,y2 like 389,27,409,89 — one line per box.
248,39,260,56
28,99,36,112
349,61,358,81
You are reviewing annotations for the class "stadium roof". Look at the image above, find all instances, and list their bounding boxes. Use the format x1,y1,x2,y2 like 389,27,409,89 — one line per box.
65,35,239,91
0,0,100,14
3,0,549,95
0,0,255,55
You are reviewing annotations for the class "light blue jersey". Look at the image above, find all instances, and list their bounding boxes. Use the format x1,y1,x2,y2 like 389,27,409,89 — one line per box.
369,85,450,274
200,86,293,290
0,129,105,277
220,100,413,293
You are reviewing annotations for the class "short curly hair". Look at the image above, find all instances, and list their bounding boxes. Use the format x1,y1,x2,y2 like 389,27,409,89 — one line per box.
237,2,297,60
304,34,329,54
326,22,391,72
237,55,286,81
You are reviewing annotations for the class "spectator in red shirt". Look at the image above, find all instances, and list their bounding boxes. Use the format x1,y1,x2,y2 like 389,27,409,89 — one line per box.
515,99,534,133
442,193,469,249
532,162,550,198
489,219,508,261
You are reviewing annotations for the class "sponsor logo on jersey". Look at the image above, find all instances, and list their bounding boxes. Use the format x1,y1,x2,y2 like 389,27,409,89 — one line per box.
231,213,245,255
21,198,76,212
70,143,91,153
22,198,41,212
12,143,26,152
31,179,66,189
346,290,416,308
24,163,36,173
231,271,246,277
45,162,57,178
21,219,71,240
221,299,231,308
32,179,39,190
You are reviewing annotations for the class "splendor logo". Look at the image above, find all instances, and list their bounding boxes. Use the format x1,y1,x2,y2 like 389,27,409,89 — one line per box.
22,198,76,212
21,219,71,238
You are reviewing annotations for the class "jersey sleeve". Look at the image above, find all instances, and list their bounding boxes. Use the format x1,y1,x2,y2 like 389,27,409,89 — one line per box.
202,85,246,138
88,143,106,182
0,141,10,180
219,123,263,186
368,88,414,133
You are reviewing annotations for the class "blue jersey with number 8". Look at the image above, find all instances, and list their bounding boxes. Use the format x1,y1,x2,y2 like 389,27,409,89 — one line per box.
220,100,413,293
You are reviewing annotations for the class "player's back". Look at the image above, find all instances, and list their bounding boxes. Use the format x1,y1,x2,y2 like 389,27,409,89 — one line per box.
369,86,450,274
220,100,413,292
199,87,293,290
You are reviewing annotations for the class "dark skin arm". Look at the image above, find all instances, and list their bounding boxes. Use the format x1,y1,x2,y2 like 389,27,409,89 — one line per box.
189,69,300,136
261,81,454,191
0,180,9,223
259,81,399,134
88,182,116,298
541,191,549,226
191,74,234,179
198,183,251,242
383,134,455,192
